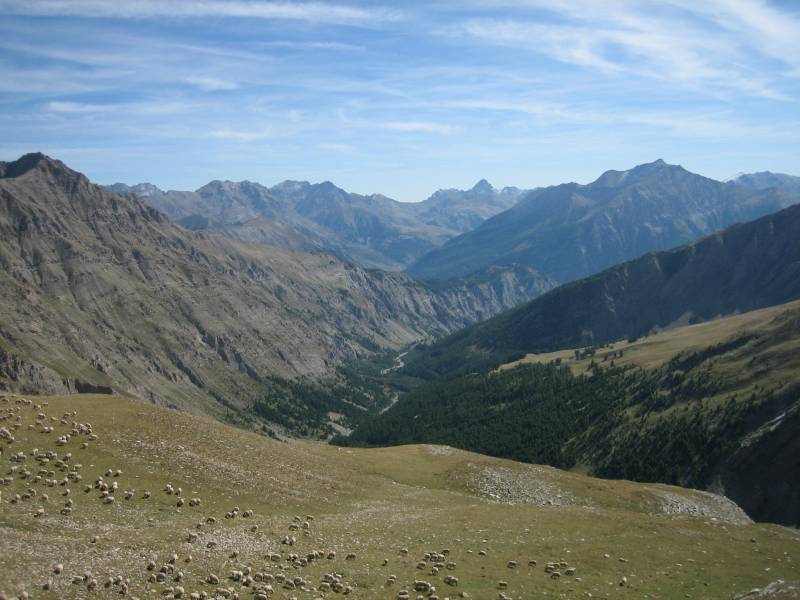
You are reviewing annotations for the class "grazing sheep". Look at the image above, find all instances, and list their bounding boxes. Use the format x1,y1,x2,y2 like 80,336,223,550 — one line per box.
414,581,431,592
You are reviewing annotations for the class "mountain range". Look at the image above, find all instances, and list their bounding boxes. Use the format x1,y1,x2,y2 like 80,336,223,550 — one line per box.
115,162,800,303
108,177,527,272
401,200,800,379
0,153,546,430
407,160,800,283
729,170,800,194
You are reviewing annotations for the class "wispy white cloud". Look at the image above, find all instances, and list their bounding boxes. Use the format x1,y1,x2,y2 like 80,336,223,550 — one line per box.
445,97,799,140
0,0,400,25
455,0,796,99
45,101,115,113
317,142,354,153
256,40,365,51
381,121,457,134
44,99,194,116
1,0,797,199
208,128,273,142
184,76,239,91
661,0,800,71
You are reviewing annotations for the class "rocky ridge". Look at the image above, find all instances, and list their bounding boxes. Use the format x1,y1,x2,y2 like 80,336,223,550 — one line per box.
0,153,547,421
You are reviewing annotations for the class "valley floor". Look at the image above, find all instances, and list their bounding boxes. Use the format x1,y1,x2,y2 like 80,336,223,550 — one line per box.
1,393,799,599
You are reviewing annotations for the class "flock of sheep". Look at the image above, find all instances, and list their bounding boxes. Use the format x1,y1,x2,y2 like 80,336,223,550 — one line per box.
1,394,585,599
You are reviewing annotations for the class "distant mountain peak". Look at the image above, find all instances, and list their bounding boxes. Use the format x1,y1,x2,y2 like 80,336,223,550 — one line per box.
271,179,310,191
471,178,494,192
197,179,245,194
108,182,163,197
729,171,800,192
0,152,71,179
592,159,684,187
725,172,747,183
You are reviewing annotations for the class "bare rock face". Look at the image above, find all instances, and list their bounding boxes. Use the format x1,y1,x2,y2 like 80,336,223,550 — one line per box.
0,153,550,417
0,348,73,395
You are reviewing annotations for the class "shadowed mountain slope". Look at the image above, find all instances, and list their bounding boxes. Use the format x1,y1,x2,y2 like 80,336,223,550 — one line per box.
401,200,800,380
408,160,800,283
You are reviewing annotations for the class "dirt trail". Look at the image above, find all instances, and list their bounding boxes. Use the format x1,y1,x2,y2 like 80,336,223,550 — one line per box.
380,350,408,375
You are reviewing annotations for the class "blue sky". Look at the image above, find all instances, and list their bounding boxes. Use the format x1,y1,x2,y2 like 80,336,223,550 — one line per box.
1,0,798,201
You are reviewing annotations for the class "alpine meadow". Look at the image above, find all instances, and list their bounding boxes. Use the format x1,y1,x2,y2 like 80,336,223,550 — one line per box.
1,2,800,600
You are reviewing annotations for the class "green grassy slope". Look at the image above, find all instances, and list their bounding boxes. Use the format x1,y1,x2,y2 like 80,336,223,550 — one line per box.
2,392,799,599
341,300,800,526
